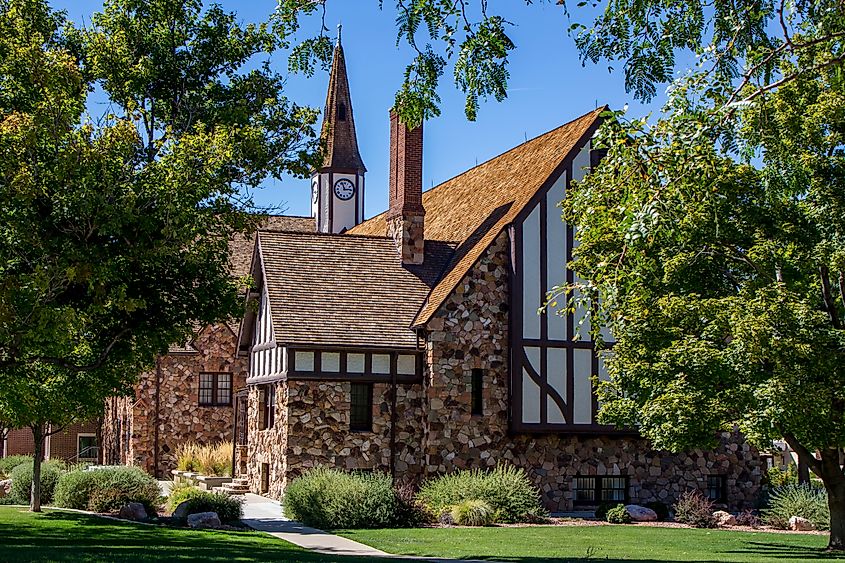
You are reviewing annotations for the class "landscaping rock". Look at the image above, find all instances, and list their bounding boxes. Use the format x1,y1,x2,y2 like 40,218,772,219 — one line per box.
788,516,816,531
713,510,736,526
172,500,192,519
0,479,11,498
187,511,221,529
624,505,658,522
118,502,148,521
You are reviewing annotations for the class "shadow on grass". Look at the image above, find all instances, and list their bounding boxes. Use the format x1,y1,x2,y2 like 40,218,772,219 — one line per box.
0,510,382,563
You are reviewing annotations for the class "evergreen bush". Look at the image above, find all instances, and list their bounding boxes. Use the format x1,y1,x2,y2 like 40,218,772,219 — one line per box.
283,467,413,529
762,483,829,530
167,487,243,523
605,504,631,524
417,465,545,523
53,469,100,509
71,467,162,515
9,460,65,504
0,455,32,478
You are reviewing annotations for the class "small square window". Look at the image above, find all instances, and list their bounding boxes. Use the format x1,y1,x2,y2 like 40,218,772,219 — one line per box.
199,373,232,406
350,383,373,432
77,435,98,461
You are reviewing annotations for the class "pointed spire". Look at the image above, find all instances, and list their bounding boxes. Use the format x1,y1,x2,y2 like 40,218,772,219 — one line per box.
320,28,366,173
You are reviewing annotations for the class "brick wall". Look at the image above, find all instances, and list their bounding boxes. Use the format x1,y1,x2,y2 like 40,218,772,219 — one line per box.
4,421,98,462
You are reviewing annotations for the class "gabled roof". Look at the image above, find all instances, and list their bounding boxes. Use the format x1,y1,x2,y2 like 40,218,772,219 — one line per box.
349,107,604,326
257,231,455,349
228,215,314,278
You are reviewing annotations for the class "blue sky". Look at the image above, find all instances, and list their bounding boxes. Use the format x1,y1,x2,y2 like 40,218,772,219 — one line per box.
52,1,661,218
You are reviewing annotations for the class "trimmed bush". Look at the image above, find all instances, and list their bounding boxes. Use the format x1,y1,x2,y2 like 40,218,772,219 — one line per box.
673,490,716,528
66,467,162,515
644,501,670,521
417,465,545,523
605,504,631,524
9,460,64,504
763,483,829,530
167,487,243,523
0,455,32,478
53,470,100,510
284,468,412,529
451,499,495,526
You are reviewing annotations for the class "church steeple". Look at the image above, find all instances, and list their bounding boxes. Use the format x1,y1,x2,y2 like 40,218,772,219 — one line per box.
311,25,366,233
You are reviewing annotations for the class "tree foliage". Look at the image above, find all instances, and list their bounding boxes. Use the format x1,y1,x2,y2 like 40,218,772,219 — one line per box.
0,0,319,509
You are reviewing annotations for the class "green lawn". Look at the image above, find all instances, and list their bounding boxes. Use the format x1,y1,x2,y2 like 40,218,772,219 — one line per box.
0,506,379,562
340,525,845,562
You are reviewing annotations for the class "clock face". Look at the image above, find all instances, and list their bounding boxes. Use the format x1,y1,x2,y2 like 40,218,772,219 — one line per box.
333,178,355,201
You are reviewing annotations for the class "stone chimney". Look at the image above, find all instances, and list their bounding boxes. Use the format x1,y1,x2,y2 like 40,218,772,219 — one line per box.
386,110,425,264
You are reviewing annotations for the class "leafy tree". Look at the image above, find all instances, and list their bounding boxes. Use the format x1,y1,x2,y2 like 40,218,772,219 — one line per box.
0,0,319,510
562,25,845,554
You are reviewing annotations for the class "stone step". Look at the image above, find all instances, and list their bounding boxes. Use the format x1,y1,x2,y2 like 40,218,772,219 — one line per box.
213,485,248,496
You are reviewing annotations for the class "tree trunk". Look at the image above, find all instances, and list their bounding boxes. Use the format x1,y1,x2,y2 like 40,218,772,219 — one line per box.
826,475,845,550
30,424,44,512
798,458,811,484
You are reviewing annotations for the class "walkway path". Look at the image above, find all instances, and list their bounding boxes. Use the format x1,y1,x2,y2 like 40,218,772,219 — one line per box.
240,493,391,558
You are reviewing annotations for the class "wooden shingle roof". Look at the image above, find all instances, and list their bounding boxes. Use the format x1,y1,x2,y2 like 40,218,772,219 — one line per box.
349,108,604,326
228,215,314,278
257,231,455,349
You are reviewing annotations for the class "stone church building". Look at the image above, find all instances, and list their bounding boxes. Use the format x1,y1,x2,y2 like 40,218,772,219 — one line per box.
232,36,763,511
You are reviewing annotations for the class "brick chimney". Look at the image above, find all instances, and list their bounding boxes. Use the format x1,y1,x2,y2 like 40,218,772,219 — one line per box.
386,110,425,264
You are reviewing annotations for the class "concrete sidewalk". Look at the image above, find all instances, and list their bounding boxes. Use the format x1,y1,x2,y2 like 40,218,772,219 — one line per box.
241,493,391,558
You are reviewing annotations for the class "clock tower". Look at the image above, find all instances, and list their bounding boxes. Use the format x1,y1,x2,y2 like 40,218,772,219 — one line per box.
312,25,366,234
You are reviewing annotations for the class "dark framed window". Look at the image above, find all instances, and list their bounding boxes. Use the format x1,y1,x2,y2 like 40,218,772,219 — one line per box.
199,373,232,406
350,383,373,432
471,368,483,415
259,384,276,430
77,435,98,461
572,476,629,506
706,475,727,503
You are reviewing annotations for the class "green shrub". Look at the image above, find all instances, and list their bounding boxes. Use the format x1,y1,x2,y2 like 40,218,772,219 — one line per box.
166,481,199,509
417,465,545,524
762,483,829,530
451,499,495,526
84,467,162,515
284,467,411,529
594,501,615,520
167,487,243,523
53,470,100,509
605,504,631,524
673,490,716,528
9,460,64,504
0,455,32,478
644,501,670,521
764,464,798,488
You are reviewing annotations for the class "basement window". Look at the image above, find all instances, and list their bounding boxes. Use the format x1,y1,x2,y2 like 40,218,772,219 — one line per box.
350,383,373,432
199,373,232,406
572,476,629,506
707,475,727,503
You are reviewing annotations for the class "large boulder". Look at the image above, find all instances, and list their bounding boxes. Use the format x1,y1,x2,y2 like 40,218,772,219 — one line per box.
0,479,11,498
788,516,816,532
172,500,192,519
713,510,736,527
624,505,658,522
118,502,148,521
187,511,221,529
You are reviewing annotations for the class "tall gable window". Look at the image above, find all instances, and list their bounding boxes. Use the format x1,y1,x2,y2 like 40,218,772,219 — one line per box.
199,373,232,406
350,383,373,432
471,368,484,415
259,384,275,430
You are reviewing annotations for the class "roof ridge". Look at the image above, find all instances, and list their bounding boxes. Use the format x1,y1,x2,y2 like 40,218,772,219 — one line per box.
258,229,393,241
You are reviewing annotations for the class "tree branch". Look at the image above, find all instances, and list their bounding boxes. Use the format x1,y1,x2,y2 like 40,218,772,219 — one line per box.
781,430,822,476
820,265,842,329
29,328,131,373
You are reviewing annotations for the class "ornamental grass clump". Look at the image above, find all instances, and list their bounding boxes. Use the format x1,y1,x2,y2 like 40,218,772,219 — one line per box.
283,467,413,529
763,483,829,530
417,465,545,524
176,441,231,476
451,499,495,526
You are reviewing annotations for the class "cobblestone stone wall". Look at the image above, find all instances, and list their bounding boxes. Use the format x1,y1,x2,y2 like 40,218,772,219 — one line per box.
420,231,763,511
102,323,246,477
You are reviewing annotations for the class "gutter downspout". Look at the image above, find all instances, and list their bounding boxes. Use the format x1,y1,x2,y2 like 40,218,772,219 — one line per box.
154,357,161,478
